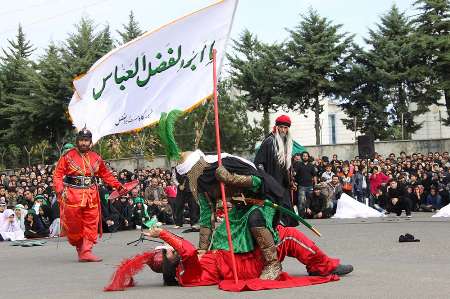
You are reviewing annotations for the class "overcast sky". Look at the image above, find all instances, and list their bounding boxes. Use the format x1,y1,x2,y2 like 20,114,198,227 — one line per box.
0,0,417,59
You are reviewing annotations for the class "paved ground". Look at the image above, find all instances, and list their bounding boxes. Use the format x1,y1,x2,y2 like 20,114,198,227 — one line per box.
1,213,449,299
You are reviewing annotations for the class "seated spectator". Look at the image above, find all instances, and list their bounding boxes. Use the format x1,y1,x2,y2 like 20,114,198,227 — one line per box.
112,195,134,231
372,187,387,213
101,196,121,233
24,210,49,239
14,204,26,231
39,204,60,237
305,186,330,219
144,178,166,202
132,198,150,229
20,189,34,210
0,209,25,241
147,198,173,225
0,197,6,214
386,179,412,217
421,187,442,212
409,185,425,212
321,164,334,183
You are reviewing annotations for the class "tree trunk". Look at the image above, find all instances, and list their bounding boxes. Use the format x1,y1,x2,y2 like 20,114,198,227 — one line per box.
262,107,270,136
445,89,450,125
314,98,321,145
24,146,32,167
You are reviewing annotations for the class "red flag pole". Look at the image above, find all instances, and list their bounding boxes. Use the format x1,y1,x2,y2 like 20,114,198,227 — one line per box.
212,48,239,284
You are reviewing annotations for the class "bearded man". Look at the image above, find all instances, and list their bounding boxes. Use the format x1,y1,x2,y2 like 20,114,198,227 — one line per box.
254,115,297,226
53,127,126,262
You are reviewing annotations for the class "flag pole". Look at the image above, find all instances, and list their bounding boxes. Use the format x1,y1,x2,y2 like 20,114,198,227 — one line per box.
212,48,239,284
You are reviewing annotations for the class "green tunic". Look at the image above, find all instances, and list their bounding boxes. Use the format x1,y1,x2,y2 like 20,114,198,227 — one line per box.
198,176,279,253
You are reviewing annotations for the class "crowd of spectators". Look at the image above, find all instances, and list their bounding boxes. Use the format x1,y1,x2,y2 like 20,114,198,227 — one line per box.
0,164,198,241
1,150,450,241
293,151,450,219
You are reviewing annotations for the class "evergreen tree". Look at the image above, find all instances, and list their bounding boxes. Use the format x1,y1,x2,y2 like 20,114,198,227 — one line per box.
228,30,284,135
25,44,73,145
364,5,422,138
0,24,35,145
281,9,354,145
60,17,113,77
117,11,143,44
338,47,394,139
411,0,450,123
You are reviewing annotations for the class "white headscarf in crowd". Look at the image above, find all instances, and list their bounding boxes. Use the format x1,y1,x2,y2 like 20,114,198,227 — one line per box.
0,209,22,233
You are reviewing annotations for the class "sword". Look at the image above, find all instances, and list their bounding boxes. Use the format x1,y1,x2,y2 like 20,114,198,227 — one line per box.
232,196,322,237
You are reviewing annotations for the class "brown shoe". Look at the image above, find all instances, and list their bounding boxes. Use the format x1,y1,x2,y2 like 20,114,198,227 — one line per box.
250,227,282,280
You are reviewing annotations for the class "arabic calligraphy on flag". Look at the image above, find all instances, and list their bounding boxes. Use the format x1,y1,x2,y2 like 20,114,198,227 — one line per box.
69,0,238,143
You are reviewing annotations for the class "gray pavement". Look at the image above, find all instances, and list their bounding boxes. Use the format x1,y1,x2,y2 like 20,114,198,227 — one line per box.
1,213,449,299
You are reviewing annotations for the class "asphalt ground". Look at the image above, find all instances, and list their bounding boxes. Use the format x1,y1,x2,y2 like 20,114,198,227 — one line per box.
1,212,449,299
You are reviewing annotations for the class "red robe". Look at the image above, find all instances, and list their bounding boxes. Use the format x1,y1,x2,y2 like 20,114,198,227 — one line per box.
159,225,340,292
53,148,122,246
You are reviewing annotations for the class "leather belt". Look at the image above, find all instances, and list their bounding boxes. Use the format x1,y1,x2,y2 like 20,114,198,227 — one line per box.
64,175,97,188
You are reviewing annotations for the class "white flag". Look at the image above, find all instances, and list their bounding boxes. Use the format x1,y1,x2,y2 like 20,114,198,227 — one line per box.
69,0,238,143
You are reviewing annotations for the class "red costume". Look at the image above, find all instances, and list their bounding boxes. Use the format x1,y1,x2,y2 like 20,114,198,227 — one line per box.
105,225,341,292
53,147,122,262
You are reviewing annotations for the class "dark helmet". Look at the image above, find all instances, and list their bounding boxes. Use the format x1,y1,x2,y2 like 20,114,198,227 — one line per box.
76,126,92,141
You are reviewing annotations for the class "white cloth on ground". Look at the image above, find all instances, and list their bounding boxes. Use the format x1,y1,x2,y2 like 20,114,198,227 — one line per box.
432,203,450,217
332,193,385,219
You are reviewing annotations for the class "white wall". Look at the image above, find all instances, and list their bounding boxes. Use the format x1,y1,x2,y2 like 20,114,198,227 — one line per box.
411,97,450,140
248,99,358,146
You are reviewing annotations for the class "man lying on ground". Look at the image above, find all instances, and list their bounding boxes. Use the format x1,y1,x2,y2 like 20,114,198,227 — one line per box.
104,222,353,292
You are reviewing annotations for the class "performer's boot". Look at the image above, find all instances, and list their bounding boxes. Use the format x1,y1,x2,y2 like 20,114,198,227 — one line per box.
198,227,213,251
251,227,282,280
79,238,102,262
75,239,83,258
215,166,253,188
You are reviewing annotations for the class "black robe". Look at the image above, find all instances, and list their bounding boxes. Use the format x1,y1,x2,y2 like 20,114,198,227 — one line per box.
254,133,298,227
197,156,285,205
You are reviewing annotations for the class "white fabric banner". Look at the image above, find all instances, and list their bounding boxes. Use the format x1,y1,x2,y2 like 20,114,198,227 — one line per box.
69,0,238,143
332,193,385,219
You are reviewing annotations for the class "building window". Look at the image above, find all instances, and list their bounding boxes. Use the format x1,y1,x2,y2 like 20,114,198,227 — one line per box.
329,114,336,144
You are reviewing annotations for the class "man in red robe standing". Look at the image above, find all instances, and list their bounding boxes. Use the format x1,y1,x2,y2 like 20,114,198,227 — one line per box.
53,128,125,262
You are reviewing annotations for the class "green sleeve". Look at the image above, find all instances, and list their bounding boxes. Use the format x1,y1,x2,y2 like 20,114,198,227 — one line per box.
199,193,213,228
251,175,262,193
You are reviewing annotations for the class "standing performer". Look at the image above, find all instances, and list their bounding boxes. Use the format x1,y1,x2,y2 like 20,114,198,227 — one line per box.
104,225,353,292
53,128,125,262
254,115,298,226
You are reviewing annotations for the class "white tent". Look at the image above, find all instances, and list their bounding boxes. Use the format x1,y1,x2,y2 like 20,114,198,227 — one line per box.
432,203,450,217
332,193,385,219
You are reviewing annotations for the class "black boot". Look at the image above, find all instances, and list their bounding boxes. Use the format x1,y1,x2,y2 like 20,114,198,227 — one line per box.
331,264,354,276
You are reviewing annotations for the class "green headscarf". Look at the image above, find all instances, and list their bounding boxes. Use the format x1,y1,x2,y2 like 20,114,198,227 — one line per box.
133,197,144,204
